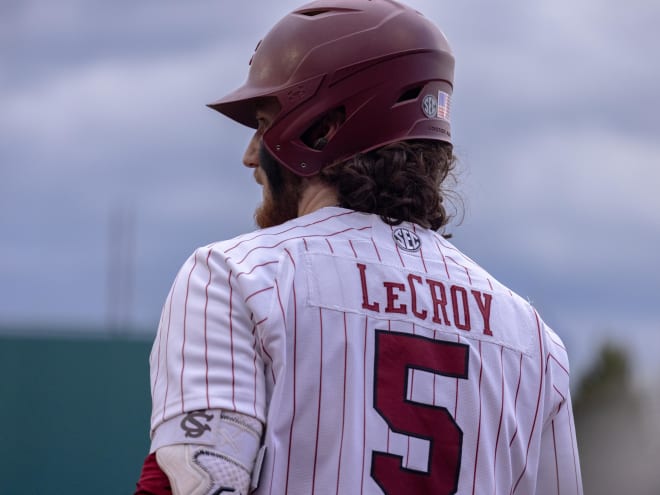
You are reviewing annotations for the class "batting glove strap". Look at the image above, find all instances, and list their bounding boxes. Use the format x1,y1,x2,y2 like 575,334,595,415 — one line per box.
151,409,263,478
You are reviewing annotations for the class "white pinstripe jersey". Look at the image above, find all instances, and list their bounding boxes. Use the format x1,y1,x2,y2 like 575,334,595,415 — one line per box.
149,206,582,495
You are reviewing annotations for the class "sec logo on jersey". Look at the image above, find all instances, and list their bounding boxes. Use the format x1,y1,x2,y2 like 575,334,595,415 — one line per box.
392,227,421,252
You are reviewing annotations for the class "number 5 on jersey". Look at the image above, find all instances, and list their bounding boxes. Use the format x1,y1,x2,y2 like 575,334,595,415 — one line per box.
371,331,470,495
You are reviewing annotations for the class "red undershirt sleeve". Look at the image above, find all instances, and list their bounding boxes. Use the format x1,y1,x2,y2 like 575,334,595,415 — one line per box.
134,453,172,495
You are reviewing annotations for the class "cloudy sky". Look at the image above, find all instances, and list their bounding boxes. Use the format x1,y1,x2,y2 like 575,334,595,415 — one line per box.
2,0,659,383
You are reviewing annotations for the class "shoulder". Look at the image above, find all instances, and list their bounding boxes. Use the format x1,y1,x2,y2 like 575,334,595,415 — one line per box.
206,207,366,258
181,207,365,277
431,234,565,353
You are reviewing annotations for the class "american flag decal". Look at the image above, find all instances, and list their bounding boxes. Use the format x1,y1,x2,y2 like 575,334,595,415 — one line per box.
437,91,451,122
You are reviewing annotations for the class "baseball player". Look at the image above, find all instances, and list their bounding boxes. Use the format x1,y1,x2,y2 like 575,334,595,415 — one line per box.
135,1,583,494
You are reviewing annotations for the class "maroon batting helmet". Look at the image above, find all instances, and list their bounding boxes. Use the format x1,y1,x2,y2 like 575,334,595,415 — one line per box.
208,0,455,176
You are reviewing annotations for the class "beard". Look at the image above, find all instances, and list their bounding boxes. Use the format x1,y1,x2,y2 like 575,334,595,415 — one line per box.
254,145,302,228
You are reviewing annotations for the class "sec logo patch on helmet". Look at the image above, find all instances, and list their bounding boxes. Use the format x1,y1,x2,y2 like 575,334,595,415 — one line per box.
422,95,438,119
393,227,421,252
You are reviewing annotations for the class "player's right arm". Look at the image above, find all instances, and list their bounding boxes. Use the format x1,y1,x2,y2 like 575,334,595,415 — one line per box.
146,245,268,494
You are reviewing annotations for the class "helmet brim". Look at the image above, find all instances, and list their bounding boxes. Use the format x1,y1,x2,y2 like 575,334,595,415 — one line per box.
207,85,278,129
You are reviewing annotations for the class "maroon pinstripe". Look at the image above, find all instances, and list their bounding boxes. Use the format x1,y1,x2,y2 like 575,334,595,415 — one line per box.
434,239,451,279
180,252,198,413
251,322,258,417
227,268,237,411
203,249,213,409
361,316,368,495
245,286,274,302
568,402,581,493
311,308,324,494
552,421,560,494
335,311,349,495
370,237,382,261
511,312,545,495
412,224,429,273
509,353,525,448
284,277,299,495
472,340,484,495
493,346,506,494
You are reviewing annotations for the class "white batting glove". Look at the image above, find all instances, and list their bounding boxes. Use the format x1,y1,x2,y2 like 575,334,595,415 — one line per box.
153,410,265,495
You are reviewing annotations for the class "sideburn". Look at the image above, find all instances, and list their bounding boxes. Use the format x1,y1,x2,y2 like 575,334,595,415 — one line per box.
255,145,302,228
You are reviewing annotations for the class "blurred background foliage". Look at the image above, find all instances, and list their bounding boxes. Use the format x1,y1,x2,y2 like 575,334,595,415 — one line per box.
573,342,660,494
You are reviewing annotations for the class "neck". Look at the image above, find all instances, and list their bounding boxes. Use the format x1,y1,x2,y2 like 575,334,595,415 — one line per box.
297,177,339,216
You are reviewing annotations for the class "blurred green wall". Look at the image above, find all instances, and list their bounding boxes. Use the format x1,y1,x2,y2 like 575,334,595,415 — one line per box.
0,334,153,495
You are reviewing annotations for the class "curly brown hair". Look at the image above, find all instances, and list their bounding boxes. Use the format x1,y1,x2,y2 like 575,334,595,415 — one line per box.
320,140,459,233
